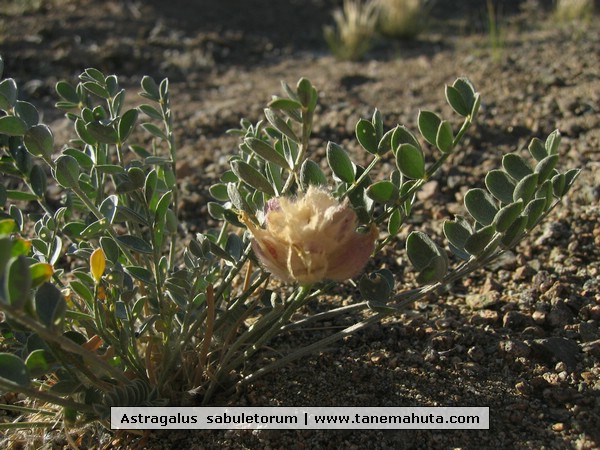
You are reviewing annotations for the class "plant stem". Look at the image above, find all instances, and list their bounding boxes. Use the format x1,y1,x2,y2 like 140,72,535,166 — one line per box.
1,303,129,384
0,378,95,415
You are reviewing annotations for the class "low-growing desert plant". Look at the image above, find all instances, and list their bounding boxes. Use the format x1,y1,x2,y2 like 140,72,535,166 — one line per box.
0,52,579,437
324,0,379,61
554,0,595,22
376,0,431,40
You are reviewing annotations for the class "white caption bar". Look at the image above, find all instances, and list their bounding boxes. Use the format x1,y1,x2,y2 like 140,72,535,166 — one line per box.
111,406,489,430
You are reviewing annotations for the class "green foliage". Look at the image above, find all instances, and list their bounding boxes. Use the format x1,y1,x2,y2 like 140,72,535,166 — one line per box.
0,52,579,434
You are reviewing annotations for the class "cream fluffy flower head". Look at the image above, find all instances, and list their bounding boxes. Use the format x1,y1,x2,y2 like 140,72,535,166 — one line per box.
242,186,377,285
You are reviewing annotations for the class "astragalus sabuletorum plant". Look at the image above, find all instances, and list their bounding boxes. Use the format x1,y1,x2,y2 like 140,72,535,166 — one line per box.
0,53,579,432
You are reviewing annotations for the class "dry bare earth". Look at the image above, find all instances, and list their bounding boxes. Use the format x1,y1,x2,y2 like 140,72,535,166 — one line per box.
0,0,599,449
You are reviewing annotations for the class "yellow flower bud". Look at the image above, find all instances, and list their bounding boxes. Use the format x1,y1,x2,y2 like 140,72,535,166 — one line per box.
90,247,106,284
242,186,377,285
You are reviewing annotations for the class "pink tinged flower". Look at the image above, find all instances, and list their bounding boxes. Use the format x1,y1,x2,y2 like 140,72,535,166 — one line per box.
242,186,378,285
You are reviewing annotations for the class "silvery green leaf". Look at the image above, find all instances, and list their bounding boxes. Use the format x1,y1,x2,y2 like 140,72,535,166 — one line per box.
452,78,477,114
231,160,276,196
125,266,155,285
485,169,516,204
30,165,47,197
0,116,27,136
81,67,105,84
227,182,253,214
359,269,394,304
141,122,167,141
105,75,119,97
117,235,153,254
502,153,532,181
75,118,96,145
4,255,31,308
160,78,169,99
534,154,559,184
15,101,39,127
14,145,32,175
391,125,421,150
267,161,284,194
95,164,125,175
445,85,470,116
144,169,158,204
417,110,441,146
8,205,23,231
443,216,472,260
264,108,299,143
126,167,145,190
523,198,547,230
118,108,139,142
300,159,327,189
111,89,125,115
0,353,30,387
25,349,49,377
69,280,94,305
86,121,119,144
296,78,317,110
140,75,160,101
545,129,561,155
416,256,448,283
245,137,289,168
493,200,524,233
207,202,225,220
55,80,79,104
24,124,54,158
536,179,555,210
552,172,566,197
562,169,580,196
35,283,66,330
154,191,172,220
528,137,547,161
471,93,481,117
268,97,302,111
513,172,539,203
100,237,120,263
81,219,109,239
436,120,454,153
209,183,229,202
406,231,445,273
500,215,527,248
225,233,244,262
464,188,498,226
356,118,378,154
395,143,425,179
327,141,355,183
138,104,163,120
372,109,383,141
377,128,395,155
54,154,80,188
82,81,109,99
464,224,496,256
366,180,398,204
0,78,18,109
388,209,402,235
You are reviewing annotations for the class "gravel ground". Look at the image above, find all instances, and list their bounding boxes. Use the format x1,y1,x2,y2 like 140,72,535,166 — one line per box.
0,0,599,448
